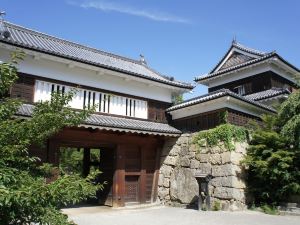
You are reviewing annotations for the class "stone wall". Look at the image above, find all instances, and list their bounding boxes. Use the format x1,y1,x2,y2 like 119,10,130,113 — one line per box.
158,133,247,211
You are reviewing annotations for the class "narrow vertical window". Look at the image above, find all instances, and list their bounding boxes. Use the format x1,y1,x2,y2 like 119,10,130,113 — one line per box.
93,92,96,106
126,98,128,116
83,90,86,108
88,91,91,109
107,95,110,113
103,94,106,112
99,93,102,112
133,100,136,117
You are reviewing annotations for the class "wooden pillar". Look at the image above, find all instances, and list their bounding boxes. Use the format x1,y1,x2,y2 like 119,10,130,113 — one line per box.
140,146,146,203
152,145,162,202
113,144,125,207
82,148,90,177
47,139,60,166
47,139,60,182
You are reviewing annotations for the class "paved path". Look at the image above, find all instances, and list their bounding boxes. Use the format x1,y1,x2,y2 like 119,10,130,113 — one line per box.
63,206,300,225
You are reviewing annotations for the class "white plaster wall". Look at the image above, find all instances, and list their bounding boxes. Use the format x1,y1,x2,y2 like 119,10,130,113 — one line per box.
0,47,174,103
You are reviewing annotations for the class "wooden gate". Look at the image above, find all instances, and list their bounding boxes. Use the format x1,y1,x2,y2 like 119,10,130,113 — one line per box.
120,145,158,205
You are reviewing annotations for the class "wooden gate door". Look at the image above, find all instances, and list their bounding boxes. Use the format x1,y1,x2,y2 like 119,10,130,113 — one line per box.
124,146,141,204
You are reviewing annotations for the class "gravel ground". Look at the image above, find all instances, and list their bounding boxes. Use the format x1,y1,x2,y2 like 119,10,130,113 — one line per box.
63,206,300,225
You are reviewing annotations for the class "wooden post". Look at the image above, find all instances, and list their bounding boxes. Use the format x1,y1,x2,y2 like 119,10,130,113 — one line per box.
152,145,162,202
113,144,125,207
140,146,146,203
47,139,60,182
82,148,90,177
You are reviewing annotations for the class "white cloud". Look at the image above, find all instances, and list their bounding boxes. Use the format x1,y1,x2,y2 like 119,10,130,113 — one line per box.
68,0,190,24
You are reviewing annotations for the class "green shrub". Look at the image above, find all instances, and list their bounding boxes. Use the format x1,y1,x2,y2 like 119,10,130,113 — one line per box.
212,200,222,211
260,204,279,215
193,123,248,151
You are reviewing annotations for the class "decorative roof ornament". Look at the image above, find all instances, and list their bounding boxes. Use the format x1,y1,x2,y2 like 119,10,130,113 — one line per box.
139,54,147,65
0,11,10,38
232,35,237,44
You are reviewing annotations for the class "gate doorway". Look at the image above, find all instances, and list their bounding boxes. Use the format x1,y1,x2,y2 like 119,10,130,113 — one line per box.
50,128,162,207
59,147,115,207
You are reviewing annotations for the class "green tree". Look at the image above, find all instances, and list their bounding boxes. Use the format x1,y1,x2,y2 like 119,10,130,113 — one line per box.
243,91,300,204
0,52,103,225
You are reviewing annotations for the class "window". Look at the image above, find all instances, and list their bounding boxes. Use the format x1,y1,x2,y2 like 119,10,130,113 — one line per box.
233,85,245,95
34,80,148,119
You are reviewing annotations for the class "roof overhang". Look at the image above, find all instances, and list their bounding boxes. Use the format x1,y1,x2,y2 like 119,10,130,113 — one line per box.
16,104,181,137
196,57,299,88
168,95,274,120
0,41,193,93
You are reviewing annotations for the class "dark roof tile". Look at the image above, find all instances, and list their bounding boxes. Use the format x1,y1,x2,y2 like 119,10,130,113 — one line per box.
244,88,291,101
1,21,193,89
166,89,276,113
17,104,181,136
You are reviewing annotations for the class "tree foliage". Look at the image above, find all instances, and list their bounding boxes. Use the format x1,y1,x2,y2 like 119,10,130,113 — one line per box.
243,92,300,204
0,52,103,225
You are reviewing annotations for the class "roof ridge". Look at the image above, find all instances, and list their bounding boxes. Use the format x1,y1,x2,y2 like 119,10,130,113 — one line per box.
232,42,269,56
4,21,144,66
143,64,193,86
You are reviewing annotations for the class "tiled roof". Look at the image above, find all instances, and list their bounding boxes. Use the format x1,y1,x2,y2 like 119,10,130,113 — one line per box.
244,88,291,101
195,52,276,82
0,21,193,90
209,41,268,74
219,52,254,70
195,42,300,83
166,89,276,113
17,104,181,136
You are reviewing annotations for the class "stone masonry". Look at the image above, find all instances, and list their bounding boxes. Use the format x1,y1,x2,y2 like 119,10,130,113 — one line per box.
158,133,247,211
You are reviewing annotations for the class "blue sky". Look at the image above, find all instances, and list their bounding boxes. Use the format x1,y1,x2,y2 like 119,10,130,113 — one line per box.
1,0,300,98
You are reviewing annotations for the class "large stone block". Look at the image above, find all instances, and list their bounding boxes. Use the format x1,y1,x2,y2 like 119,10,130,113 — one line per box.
221,152,231,164
169,145,181,156
196,153,209,162
235,142,247,154
163,155,179,166
198,163,212,174
213,187,245,202
189,144,199,153
211,176,246,189
180,156,190,167
209,145,224,154
158,174,164,186
190,159,200,169
179,146,189,156
230,152,244,165
176,136,189,146
158,187,169,198
160,165,173,178
209,153,222,165
163,178,170,188
212,164,241,177
170,168,199,204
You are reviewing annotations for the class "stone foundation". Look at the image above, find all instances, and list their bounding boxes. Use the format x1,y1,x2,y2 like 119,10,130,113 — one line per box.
158,133,247,211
